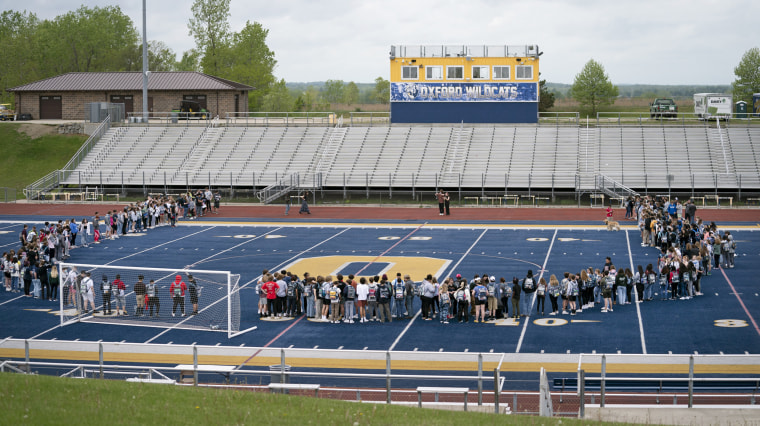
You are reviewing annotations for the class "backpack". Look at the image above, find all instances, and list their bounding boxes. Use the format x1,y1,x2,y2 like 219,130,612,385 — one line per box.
346,284,356,299
605,276,614,289
102,281,111,293
523,277,534,290
648,273,656,284
304,284,313,297
455,289,465,302
368,285,377,302
394,281,404,299
487,283,495,297
413,282,422,297
329,288,339,303
173,285,182,297
503,284,513,297
378,285,390,300
439,292,450,305
286,281,296,297
682,271,690,282
476,286,487,301
671,272,680,283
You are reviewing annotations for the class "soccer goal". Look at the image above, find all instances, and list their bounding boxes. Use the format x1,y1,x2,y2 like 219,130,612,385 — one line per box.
57,262,248,338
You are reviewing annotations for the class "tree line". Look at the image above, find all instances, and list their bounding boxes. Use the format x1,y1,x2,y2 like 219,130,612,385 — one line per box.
0,1,390,112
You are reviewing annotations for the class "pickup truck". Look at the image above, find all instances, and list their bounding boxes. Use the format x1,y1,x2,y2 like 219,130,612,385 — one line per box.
649,98,678,119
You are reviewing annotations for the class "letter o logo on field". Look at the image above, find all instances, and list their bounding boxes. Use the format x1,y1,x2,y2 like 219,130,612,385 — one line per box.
533,318,568,327
379,236,401,240
527,237,549,242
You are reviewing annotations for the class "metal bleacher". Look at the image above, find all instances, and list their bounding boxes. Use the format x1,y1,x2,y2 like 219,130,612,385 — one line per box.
61,122,760,194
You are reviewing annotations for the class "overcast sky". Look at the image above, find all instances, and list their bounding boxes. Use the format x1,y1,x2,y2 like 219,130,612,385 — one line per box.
4,0,757,85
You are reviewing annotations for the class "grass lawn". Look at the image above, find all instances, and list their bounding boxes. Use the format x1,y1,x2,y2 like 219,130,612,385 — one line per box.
0,373,616,425
0,124,86,195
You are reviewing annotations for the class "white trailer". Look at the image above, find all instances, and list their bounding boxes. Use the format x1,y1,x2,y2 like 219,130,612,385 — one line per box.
693,93,733,120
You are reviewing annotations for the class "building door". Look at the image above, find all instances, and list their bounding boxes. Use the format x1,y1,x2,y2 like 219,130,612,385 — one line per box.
110,95,134,116
39,95,62,119
148,97,154,116
234,94,239,113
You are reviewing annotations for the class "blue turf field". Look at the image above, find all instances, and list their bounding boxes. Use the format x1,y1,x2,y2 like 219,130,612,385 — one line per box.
1,217,759,356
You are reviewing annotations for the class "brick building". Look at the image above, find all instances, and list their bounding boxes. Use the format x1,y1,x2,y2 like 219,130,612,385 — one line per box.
8,72,252,120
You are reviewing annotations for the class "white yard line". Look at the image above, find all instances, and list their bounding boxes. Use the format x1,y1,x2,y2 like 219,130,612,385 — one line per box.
516,228,558,353
625,229,647,354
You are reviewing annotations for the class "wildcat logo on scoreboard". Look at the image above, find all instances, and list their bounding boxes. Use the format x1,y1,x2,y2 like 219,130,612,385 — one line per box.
391,82,537,102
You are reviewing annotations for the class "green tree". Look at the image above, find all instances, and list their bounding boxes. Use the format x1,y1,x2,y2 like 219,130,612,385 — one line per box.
226,21,276,110
176,49,202,72
731,47,760,105
0,10,40,103
260,79,293,112
36,6,138,74
372,77,390,104
343,81,359,104
322,80,344,104
538,79,555,112
188,0,231,75
569,59,618,116
125,41,178,71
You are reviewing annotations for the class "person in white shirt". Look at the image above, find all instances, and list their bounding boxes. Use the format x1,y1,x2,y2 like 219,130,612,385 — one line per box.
356,277,369,322
80,271,97,314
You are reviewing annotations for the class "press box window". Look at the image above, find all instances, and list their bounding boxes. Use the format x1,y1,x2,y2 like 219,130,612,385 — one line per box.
401,66,418,80
426,66,443,80
493,66,510,80
446,66,463,80
472,66,489,80
516,65,533,80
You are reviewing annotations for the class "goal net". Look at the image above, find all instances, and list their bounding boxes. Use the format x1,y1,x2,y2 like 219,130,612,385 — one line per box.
57,262,244,338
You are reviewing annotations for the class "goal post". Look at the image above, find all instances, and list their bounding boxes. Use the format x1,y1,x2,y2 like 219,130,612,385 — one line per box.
57,262,242,338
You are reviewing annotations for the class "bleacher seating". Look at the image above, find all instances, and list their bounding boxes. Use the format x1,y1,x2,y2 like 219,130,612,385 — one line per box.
61,123,760,191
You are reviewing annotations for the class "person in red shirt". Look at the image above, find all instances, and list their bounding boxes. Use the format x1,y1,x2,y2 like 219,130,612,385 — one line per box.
112,274,127,316
261,274,278,318
170,275,187,317
606,205,613,219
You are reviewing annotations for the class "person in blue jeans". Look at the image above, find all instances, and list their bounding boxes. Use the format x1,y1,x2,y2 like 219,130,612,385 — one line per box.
520,270,536,317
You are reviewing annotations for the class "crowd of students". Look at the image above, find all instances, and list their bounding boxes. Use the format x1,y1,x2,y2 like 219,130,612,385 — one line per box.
254,195,737,324
1,190,220,302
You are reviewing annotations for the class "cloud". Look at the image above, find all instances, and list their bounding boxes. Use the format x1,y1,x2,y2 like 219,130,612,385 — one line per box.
3,0,758,84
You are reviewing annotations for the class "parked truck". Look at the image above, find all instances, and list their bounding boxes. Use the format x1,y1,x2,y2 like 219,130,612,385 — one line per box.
0,104,15,121
753,93,760,117
693,93,732,120
649,98,678,119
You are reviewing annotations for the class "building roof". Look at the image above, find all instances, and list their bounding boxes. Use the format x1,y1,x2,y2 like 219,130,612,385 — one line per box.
8,72,253,92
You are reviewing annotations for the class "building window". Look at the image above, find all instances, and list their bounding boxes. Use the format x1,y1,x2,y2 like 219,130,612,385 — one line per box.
493,66,510,80
472,66,489,80
401,66,418,80
426,66,443,80
516,65,533,80
446,66,463,80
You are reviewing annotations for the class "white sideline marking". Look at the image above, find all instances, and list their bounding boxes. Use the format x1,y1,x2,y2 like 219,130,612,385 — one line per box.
626,229,647,354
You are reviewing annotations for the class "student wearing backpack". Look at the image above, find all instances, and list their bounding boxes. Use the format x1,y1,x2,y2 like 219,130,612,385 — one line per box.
113,274,127,315
535,277,547,316
101,275,113,315
275,273,288,318
377,278,392,322
303,277,315,318
343,278,356,323
170,275,187,317
548,275,560,315
472,279,488,323
421,274,436,321
601,270,614,312
261,274,279,318
499,277,511,318
404,275,415,319
391,273,406,319
510,278,521,319
321,276,333,321
455,280,470,323
439,280,451,324
328,280,341,323
520,271,536,318
486,276,499,321
285,276,300,317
